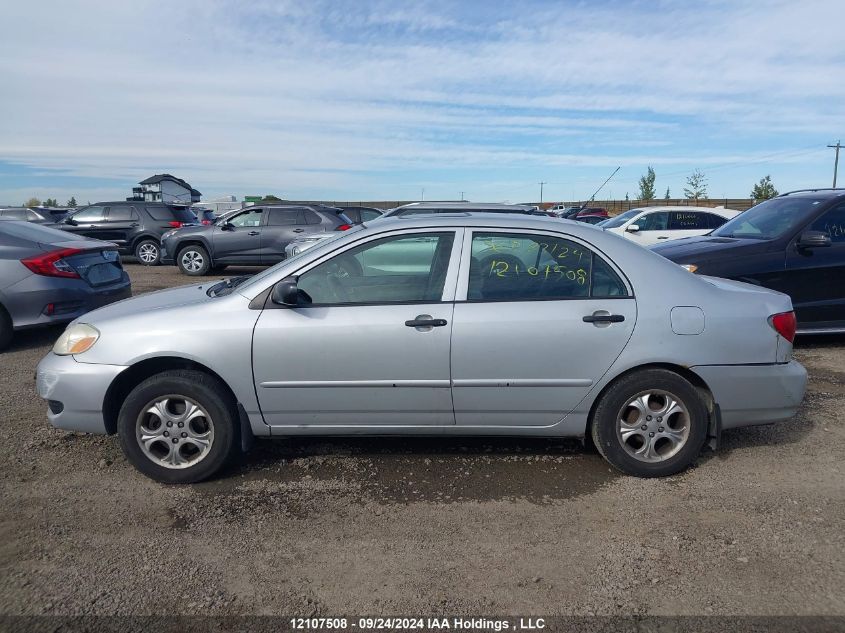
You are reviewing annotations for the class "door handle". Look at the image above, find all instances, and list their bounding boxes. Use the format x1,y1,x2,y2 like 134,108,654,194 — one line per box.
582,314,625,323
293,228,305,233
248,231,260,236
129,223,139,228
405,318,448,327
657,236,669,239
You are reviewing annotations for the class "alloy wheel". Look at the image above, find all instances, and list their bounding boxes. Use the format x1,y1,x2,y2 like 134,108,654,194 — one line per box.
135,396,215,469
138,243,159,263
616,390,690,463
181,250,204,273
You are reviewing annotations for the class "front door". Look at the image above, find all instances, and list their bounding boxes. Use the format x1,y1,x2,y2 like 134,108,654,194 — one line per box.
628,210,670,245
252,229,462,427
781,202,845,327
62,205,107,240
212,207,264,263
451,230,636,426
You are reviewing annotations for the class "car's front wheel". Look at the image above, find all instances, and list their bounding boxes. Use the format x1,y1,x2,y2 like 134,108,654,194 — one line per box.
117,370,239,483
591,369,708,477
177,244,211,276
134,239,161,266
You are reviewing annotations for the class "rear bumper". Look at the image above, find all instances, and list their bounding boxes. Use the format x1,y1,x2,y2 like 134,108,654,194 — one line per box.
35,352,127,434
5,274,131,330
691,360,807,429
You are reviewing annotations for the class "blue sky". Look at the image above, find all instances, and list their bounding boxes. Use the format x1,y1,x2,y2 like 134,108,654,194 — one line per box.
0,0,842,205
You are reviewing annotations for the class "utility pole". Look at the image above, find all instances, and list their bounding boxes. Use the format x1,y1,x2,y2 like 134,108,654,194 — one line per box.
421,188,425,201
460,191,465,201
828,141,841,188
538,181,547,205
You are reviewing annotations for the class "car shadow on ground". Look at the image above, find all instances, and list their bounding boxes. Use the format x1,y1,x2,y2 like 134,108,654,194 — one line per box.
5,325,63,354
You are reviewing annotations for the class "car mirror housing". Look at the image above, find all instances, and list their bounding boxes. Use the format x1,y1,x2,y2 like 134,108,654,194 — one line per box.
797,230,832,250
271,277,311,306
220,221,234,231
626,224,640,233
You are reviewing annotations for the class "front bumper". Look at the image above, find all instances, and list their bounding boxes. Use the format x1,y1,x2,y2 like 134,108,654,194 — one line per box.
691,360,807,429
35,352,127,434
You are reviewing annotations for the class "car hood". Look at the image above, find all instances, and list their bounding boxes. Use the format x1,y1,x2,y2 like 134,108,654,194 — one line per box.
649,235,769,261
75,281,220,325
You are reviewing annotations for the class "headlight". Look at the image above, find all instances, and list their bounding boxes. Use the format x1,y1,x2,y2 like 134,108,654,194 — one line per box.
680,264,698,273
53,323,100,355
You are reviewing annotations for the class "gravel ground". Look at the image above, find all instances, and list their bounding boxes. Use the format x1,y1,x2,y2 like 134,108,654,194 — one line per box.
0,262,843,619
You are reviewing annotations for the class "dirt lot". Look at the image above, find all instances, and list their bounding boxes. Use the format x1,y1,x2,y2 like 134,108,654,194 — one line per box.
0,262,843,619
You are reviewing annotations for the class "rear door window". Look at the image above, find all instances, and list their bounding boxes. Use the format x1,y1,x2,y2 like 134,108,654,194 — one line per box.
266,209,305,226
106,206,138,222
1,208,28,220
704,213,729,229
467,232,628,301
669,211,707,230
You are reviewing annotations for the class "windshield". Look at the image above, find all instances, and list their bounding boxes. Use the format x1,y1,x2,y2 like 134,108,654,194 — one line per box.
600,209,642,229
712,197,823,240
236,226,363,293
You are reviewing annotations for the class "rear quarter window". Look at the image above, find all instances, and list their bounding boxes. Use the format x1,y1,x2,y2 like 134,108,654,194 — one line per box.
146,206,196,223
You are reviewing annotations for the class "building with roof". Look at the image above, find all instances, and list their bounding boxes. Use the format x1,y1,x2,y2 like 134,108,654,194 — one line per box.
129,174,201,204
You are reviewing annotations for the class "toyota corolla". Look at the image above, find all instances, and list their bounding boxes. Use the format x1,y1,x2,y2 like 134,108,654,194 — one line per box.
36,213,807,483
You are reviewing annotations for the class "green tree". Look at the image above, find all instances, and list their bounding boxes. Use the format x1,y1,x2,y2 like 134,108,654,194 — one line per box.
66,196,77,207
683,169,708,200
638,166,656,201
43,198,58,207
262,194,283,202
22,197,41,207
664,187,671,199
750,175,778,201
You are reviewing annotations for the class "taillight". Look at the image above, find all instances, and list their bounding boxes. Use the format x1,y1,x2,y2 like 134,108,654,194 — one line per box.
168,221,183,228
335,224,352,231
21,248,83,278
769,311,797,343
201,220,212,225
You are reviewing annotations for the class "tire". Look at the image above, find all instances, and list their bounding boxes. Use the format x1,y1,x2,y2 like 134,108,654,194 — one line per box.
117,369,239,484
0,305,13,352
177,244,211,276
590,369,708,477
134,239,161,266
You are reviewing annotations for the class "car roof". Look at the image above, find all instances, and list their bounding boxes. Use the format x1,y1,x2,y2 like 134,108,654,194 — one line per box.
392,202,534,211
374,211,585,230
777,188,845,199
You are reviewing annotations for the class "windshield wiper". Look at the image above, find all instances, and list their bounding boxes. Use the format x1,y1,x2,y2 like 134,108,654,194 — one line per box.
208,275,250,297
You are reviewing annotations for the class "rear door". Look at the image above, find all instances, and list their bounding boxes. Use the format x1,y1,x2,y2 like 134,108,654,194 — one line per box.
667,210,710,242
100,205,140,248
782,202,845,327
212,207,264,263
450,229,636,426
260,208,310,264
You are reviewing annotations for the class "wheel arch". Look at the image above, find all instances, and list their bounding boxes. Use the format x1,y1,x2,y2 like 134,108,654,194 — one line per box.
130,233,162,250
585,362,717,444
103,356,240,436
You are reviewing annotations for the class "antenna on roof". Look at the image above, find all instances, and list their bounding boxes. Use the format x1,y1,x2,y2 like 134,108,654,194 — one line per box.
583,167,620,209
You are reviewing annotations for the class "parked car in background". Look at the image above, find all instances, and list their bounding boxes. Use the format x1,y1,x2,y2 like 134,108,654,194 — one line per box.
598,206,739,246
193,207,217,226
552,206,609,219
382,202,546,218
35,212,806,483
652,189,845,334
575,214,609,225
52,202,197,266
337,206,383,224
0,207,56,223
161,204,354,275
0,222,131,351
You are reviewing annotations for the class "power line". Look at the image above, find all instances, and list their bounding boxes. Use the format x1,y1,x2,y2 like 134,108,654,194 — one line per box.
828,141,841,188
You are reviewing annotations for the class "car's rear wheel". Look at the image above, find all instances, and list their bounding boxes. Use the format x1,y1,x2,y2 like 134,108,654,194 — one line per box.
591,369,708,477
135,239,161,266
177,244,211,276
0,305,13,351
117,370,239,483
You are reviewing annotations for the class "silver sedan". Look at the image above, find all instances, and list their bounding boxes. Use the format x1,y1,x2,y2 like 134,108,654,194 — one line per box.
36,213,807,483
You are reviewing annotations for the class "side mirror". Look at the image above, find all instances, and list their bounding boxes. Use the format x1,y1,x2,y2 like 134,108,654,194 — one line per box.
219,221,233,231
626,224,640,233
797,230,831,250
271,277,311,306
64,217,78,226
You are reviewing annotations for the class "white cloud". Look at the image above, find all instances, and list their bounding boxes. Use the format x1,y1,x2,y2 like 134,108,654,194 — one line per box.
0,0,841,200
